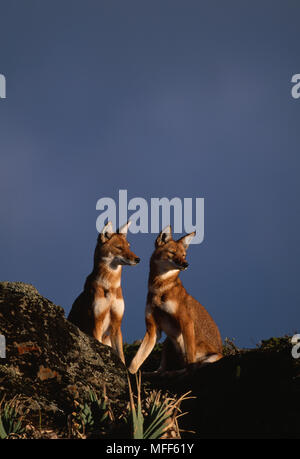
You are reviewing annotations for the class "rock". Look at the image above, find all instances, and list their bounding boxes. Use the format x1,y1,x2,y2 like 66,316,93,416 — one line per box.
1,281,299,438
143,338,300,438
0,282,128,428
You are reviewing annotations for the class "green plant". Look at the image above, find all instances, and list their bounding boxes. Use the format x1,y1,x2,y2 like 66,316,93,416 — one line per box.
0,396,25,439
127,372,192,439
127,373,144,439
74,387,111,436
259,335,292,352
223,337,240,356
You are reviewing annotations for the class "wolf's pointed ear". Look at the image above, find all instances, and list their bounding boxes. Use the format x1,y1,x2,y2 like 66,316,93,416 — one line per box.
177,231,196,249
118,220,131,238
99,221,114,243
155,225,172,247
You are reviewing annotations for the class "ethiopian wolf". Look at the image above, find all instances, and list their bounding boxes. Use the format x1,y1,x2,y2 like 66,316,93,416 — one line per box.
129,226,222,374
68,221,140,364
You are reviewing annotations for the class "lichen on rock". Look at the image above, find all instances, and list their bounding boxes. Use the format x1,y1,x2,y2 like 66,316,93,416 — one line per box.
0,281,128,429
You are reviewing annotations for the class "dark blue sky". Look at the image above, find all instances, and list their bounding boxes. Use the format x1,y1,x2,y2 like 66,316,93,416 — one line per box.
1,0,299,347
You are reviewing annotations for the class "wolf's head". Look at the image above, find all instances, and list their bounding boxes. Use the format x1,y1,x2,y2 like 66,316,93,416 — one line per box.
151,225,195,273
95,221,140,269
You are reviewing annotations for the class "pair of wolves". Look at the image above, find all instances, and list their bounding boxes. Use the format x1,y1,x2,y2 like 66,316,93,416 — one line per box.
68,221,222,374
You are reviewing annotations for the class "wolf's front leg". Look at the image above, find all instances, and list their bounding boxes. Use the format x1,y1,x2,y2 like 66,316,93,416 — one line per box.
111,326,125,364
128,313,158,374
181,320,196,364
109,299,125,363
110,308,125,364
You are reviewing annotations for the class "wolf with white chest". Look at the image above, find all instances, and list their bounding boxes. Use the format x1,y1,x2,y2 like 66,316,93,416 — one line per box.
129,225,222,374
68,221,140,364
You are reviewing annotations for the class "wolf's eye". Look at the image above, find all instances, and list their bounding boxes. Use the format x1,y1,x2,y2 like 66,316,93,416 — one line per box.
116,245,123,250
168,250,176,255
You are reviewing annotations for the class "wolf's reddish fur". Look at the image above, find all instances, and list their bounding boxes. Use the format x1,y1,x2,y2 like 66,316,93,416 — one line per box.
129,226,222,374
68,221,139,364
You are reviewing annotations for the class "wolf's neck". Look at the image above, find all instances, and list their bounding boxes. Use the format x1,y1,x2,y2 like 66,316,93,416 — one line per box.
148,263,180,293
93,262,122,290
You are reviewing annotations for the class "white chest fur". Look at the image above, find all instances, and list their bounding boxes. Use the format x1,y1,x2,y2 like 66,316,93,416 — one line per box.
160,300,178,315
93,295,125,319
93,296,110,318
111,298,125,317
